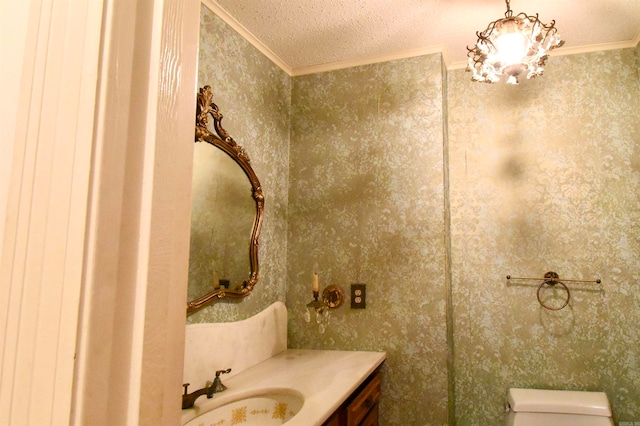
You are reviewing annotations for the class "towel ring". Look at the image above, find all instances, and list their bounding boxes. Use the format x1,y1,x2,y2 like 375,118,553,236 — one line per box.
536,272,570,311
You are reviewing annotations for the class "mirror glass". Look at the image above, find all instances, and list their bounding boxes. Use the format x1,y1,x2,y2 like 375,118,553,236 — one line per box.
188,144,255,299
187,86,263,315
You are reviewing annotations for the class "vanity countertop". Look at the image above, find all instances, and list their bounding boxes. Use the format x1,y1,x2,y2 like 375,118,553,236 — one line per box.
181,348,386,426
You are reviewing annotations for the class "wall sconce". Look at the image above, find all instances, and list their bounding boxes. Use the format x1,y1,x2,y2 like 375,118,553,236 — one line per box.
304,267,344,333
466,0,564,84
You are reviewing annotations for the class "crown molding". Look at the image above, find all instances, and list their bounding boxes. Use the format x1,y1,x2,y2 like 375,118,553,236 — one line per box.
201,0,293,75
201,3,640,77
552,34,640,59
437,30,640,71
291,45,446,76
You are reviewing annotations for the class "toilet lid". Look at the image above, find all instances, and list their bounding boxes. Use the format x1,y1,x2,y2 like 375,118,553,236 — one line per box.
508,388,612,416
507,413,614,426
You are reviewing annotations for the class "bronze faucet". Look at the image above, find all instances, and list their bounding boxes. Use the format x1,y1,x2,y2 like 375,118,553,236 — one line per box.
182,368,231,409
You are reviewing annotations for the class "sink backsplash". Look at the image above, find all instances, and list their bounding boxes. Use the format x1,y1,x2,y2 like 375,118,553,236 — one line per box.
183,301,288,388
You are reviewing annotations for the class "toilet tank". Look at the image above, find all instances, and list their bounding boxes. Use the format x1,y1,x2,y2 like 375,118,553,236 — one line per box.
505,388,614,426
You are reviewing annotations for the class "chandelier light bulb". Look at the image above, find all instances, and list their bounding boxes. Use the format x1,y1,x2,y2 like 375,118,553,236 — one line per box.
493,26,528,65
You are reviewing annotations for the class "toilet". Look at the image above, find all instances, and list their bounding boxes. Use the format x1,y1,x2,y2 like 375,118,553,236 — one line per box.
505,388,614,426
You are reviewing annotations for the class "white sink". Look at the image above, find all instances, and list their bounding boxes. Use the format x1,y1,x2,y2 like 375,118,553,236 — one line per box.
183,391,304,426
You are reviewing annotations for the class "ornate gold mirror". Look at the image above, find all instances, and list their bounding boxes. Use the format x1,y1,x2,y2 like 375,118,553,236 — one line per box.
187,86,264,315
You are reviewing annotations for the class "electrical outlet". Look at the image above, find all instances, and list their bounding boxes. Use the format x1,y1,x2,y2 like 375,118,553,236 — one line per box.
351,284,366,309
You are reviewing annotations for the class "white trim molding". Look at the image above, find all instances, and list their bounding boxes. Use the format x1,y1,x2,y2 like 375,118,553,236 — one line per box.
72,0,200,425
197,3,640,76
201,0,293,75
0,0,199,425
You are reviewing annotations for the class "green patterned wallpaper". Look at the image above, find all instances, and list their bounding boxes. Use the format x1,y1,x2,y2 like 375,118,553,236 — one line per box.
194,4,639,424
189,5,291,323
286,56,449,425
448,48,640,425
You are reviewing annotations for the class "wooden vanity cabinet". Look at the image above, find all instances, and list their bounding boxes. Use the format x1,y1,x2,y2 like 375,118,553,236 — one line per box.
322,368,382,426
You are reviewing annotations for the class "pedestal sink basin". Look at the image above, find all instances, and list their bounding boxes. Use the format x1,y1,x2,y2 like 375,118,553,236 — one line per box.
183,391,304,426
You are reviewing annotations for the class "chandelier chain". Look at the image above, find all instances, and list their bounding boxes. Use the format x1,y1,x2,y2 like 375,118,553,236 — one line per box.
505,0,513,17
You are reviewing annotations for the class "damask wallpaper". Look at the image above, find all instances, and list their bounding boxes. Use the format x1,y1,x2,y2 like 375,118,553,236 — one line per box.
193,4,639,424
286,56,449,425
448,47,640,425
189,5,291,323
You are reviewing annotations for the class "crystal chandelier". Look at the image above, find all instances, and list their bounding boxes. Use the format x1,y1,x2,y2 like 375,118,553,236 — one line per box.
467,0,564,84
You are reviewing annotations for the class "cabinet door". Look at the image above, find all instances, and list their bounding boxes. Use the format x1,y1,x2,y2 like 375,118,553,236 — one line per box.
322,410,342,426
359,403,378,426
347,372,381,425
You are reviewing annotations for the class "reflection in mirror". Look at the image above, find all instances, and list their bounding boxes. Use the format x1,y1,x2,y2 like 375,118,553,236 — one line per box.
187,86,264,315
188,144,255,298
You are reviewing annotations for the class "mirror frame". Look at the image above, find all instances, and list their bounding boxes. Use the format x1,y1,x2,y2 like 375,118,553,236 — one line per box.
187,85,264,314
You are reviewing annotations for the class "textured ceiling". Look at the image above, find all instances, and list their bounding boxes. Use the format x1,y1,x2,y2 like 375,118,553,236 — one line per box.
206,0,640,75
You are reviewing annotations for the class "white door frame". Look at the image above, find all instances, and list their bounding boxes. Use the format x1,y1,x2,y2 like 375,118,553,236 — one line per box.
0,0,200,424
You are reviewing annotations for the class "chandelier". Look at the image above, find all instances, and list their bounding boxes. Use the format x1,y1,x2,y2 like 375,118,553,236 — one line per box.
467,0,564,84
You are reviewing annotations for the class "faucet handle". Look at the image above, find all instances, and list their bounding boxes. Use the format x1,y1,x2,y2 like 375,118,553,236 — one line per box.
182,383,190,395
215,368,231,377
212,368,231,393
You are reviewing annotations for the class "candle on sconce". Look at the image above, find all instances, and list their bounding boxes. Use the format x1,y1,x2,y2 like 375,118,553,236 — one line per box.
213,270,220,289
313,273,319,293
